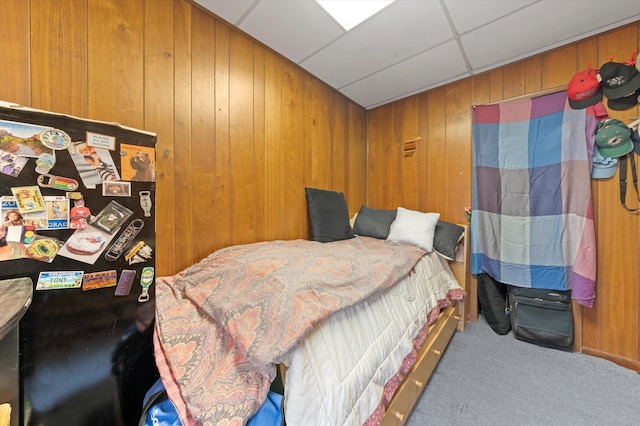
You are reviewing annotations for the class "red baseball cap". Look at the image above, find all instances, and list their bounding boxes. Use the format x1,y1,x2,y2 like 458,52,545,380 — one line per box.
567,64,602,109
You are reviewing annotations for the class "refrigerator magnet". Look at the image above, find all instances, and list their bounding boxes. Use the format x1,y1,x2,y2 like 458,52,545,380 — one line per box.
24,236,62,263
11,186,46,214
0,149,28,177
104,219,144,261
69,198,91,229
86,131,116,151
102,181,131,197
115,269,137,296
82,270,117,291
68,141,120,187
138,266,154,302
34,152,56,174
0,119,55,158
58,226,116,265
120,144,156,182
139,191,152,217
36,271,83,290
91,200,133,234
37,174,79,191
40,128,71,150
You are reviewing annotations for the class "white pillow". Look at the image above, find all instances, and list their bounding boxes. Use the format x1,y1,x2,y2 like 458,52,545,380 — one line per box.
349,213,358,229
387,207,440,252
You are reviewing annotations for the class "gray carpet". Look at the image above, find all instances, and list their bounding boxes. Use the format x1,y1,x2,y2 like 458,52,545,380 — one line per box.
407,316,640,426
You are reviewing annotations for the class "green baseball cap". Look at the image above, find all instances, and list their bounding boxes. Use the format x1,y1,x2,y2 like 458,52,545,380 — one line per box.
595,119,633,158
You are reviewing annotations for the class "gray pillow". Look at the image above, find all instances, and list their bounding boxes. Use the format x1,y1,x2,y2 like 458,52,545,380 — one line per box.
353,205,397,239
305,187,355,243
433,220,465,260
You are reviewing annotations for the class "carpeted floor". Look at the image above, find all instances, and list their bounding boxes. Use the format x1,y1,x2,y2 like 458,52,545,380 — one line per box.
407,316,640,426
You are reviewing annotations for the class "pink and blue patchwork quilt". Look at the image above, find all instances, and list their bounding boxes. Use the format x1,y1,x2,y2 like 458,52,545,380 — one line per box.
471,91,597,307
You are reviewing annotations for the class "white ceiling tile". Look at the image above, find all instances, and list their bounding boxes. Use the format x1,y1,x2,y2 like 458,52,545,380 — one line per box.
239,0,344,63
341,40,469,108
301,0,454,88
444,0,537,34
195,0,640,109
192,0,255,25
461,1,640,72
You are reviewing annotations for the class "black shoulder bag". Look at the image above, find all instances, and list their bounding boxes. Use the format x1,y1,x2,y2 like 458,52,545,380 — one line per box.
618,153,640,213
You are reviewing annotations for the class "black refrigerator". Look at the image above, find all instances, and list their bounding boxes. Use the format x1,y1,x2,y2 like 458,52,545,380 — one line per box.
0,102,158,426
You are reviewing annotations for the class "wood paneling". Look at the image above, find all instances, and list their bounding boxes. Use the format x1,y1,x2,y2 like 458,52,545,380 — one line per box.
424,88,446,216
347,102,367,216
367,21,640,369
173,0,194,272
0,0,30,105
253,45,267,242
395,97,419,210
191,7,217,260
502,62,525,100
3,0,638,370
444,80,471,224
144,0,176,274
229,31,256,246
541,45,576,90
30,0,87,115
264,51,284,239
87,0,144,128
213,21,231,252
281,63,306,239
367,104,399,209
592,26,639,362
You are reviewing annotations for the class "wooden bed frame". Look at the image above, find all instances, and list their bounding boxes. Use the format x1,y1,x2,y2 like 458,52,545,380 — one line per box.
381,224,474,425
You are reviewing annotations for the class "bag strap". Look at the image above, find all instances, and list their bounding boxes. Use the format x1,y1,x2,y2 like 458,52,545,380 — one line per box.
618,153,640,212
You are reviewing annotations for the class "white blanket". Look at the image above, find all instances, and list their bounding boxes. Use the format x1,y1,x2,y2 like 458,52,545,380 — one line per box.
282,250,462,425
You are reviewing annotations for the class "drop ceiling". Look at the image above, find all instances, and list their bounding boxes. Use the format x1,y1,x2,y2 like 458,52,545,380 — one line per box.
193,0,640,110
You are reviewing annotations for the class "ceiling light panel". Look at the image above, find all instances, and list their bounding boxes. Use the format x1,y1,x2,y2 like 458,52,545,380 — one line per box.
316,0,394,31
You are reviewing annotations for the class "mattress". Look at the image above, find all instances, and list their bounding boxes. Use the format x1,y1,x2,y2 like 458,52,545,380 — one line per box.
281,250,463,425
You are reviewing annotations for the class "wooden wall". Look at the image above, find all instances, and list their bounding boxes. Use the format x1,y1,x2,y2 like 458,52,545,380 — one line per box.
0,0,367,275
367,22,640,370
1,0,637,369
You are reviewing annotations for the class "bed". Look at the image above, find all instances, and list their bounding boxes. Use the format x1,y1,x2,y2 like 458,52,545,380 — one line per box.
152,196,471,426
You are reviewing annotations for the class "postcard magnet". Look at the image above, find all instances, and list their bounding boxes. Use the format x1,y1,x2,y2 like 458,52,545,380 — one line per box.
11,186,45,214
1,150,28,177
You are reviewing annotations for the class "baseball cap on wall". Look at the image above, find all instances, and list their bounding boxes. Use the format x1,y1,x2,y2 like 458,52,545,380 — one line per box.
595,119,633,158
607,87,640,110
567,64,602,109
591,145,618,179
597,62,640,100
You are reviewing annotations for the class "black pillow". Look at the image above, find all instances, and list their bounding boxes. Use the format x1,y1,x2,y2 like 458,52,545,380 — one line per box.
353,205,397,239
304,187,355,243
433,220,464,260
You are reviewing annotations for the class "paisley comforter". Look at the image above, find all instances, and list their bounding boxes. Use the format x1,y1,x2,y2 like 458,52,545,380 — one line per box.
153,236,426,425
